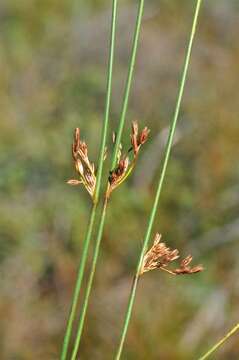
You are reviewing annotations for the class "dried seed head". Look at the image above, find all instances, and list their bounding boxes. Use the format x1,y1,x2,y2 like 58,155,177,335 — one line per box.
140,233,203,276
140,233,179,274
107,156,129,197
67,128,96,199
117,157,129,175
131,121,150,156
173,255,203,275
107,121,150,198
139,127,150,145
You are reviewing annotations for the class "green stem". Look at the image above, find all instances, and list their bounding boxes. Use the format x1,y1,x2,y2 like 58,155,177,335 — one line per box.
94,0,118,203
111,0,145,169
114,1,203,359
70,0,146,356
60,1,118,358
60,205,97,360
198,322,239,360
71,199,108,360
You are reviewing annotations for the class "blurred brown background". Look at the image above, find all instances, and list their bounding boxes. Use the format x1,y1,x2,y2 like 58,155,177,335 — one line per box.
0,0,239,359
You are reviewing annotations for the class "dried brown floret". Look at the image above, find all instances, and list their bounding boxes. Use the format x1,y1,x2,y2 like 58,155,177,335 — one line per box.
140,233,203,276
131,121,150,156
173,255,203,275
67,128,96,199
107,121,149,198
108,157,129,192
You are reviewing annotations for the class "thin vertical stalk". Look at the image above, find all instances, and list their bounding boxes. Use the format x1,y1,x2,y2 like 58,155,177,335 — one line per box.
60,1,118,358
114,1,203,359
111,0,145,168
60,205,97,360
198,322,239,360
71,198,108,360
70,0,146,356
94,0,118,203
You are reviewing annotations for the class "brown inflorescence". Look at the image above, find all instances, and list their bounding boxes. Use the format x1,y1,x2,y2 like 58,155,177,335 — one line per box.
107,121,149,198
140,233,203,276
131,121,150,156
67,128,96,199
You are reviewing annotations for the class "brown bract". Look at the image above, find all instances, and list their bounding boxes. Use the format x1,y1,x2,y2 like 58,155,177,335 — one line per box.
140,233,203,276
67,128,96,199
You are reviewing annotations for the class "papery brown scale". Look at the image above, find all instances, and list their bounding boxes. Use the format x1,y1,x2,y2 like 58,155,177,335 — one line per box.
109,172,117,184
85,174,95,187
75,160,84,175
72,143,78,160
131,136,138,155
67,179,82,186
139,127,150,145
118,157,129,174
131,121,139,155
132,121,138,135
81,141,88,156
74,128,80,149
180,255,193,267
164,249,179,262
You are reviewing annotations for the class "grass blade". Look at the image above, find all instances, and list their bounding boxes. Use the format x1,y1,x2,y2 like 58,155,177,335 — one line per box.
198,322,239,360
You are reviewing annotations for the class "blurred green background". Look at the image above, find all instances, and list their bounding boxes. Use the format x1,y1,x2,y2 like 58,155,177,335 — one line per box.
1,1,239,359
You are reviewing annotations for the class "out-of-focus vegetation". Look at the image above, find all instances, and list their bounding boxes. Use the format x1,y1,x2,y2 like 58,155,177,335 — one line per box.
0,1,239,359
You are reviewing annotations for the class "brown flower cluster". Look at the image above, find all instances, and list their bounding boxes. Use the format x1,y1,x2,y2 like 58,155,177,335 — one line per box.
140,233,203,276
67,128,96,198
107,121,149,198
131,121,150,156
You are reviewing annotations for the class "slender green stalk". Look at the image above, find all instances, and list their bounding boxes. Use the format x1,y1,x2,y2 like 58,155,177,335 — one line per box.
111,0,145,168
94,0,118,203
71,199,108,360
114,1,203,359
198,322,239,360
60,2,118,358
60,206,97,360
70,0,146,356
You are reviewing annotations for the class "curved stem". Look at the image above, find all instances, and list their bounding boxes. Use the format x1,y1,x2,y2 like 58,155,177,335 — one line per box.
198,323,239,360
70,0,146,356
60,1,118,358
114,1,203,359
